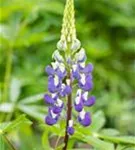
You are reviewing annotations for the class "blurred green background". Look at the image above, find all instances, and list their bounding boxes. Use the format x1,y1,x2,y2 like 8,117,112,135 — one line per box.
0,0,135,149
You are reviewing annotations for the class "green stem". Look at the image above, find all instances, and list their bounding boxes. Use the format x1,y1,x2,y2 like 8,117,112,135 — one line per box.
3,46,13,102
3,135,17,150
54,136,61,149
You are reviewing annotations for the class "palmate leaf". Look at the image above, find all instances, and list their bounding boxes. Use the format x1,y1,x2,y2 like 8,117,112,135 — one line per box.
17,104,45,121
73,132,114,150
116,144,135,150
19,93,44,104
89,110,106,132
0,135,17,150
99,128,120,136
98,134,135,145
0,135,5,150
0,103,14,113
9,78,21,102
0,114,32,134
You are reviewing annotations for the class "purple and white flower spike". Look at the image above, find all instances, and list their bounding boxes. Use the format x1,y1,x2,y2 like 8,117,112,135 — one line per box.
44,0,95,140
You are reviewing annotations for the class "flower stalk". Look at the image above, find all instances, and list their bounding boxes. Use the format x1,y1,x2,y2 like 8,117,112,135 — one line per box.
63,73,72,150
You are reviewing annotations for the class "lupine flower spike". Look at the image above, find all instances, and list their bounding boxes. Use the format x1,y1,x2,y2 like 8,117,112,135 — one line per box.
44,0,95,149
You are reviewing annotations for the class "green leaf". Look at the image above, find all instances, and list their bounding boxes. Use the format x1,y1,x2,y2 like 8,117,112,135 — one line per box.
73,132,114,150
19,93,44,104
100,128,120,136
18,104,45,121
89,111,106,132
0,114,32,134
40,1,64,15
41,123,65,137
0,135,5,150
9,78,21,102
56,143,65,150
99,134,135,145
42,131,52,150
0,103,14,113
116,144,135,150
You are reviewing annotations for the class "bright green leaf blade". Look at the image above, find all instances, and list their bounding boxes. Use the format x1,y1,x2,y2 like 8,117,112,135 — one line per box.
89,111,106,132
100,128,120,136
73,132,114,150
99,134,135,145
1,114,32,133
116,144,135,150
18,104,45,121
19,93,44,104
0,135,5,150
0,103,14,113
10,78,21,102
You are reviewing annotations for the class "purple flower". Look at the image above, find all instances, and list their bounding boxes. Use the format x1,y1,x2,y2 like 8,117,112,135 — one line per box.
74,90,83,112
83,95,96,107
44,94,57,104
78,74,93,91
60,84,72,97
45,109,59,125
46,66,55,76
78,109,92,126
48,75,61,93
72,64,80,80
67,120,75,135
80,63,94,74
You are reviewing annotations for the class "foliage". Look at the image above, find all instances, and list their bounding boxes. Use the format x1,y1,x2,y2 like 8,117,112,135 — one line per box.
0,0,135,149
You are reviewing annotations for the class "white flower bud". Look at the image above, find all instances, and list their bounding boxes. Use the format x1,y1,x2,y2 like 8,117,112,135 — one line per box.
75,48,86,62
57,98,63,107
75,96,80,105
51,62,59,70
54,75,59,86
69,120,73,127
79,62,85,68
79,109,86,120
76,89,82,96
80,73,86,85
53,50,64,62
57,40,67,51
83,92,88,101
66,79,70,85
71,39,81,51
51,110,57,119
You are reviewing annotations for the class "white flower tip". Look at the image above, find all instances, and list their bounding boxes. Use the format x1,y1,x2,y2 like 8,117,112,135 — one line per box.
53,50,64,62
57,40,67,51
69,120,73,127
71,39,81,51
51,110,57,118
54,75,59,86
57,99,63,107
80,73,86,85
83,92,88,101
66,79,70,85
80,62,85,68
80,109,86,120
75,97,80,105
59,64,65,73
72,64,77,71
77,89,82,96
51,62,58,70
52,93,57,98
